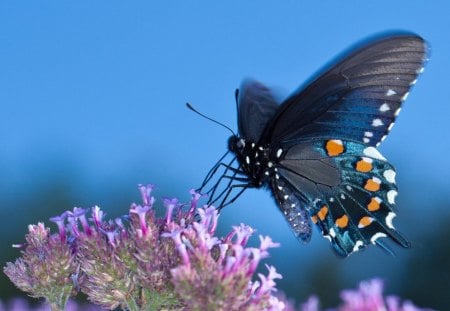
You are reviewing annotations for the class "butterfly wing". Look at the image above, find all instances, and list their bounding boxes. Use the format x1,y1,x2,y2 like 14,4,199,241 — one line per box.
273,139,408,256
260,34,427,147
261,34,427,256
237,79,279,142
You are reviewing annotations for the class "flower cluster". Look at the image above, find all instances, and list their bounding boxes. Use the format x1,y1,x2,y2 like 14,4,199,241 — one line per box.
3,184,433,311
299,279,432,311
337,279,432,311
4,185,283,311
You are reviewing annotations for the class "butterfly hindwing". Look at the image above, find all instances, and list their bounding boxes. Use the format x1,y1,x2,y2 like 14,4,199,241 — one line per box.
260,34,427,147
276,139,408,256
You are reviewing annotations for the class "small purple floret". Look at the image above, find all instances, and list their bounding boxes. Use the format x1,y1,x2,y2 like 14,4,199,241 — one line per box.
49,211,68,242
163,198,179,225
138,184,155,206
130,204,151,236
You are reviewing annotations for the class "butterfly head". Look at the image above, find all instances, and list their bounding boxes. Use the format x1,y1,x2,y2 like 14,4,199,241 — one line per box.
228,135,245,153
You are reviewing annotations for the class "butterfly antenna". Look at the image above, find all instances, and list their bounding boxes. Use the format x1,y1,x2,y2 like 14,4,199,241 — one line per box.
186,103,236,136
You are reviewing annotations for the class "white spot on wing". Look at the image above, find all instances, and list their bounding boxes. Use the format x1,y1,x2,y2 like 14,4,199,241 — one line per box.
346,185,352,191
380,103,390,112
386,89,397,96
268,161,273,168
362,157,373,163
329,228,336,238
388,123,395,131
386,212,396,229
363,147,386,161
353,240,364,252
401,92,410,101
364,131,373,138
372,118,384,127
370,232,387,244
324,235,332,242
395,107,402,116
363,137,370,143
417,67,425,74
245,156,250,164
410,79,418,86
340,194,345,200
372,177,381,184
383,169,396,183
276,148,283,158
387,190,398,204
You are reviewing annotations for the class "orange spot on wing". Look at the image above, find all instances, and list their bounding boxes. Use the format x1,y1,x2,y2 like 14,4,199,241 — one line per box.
317,205,328,221
356,159,373,172
311,215,318,224
336,215,349,228
368,197,381,211
364,178,381,192
325,140,344,156
358,216,373,228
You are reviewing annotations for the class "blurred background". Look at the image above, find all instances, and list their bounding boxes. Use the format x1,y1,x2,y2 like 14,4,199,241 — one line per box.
1,1,449,309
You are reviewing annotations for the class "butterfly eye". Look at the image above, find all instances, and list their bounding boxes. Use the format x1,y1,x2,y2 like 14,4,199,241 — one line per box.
228,136,245,151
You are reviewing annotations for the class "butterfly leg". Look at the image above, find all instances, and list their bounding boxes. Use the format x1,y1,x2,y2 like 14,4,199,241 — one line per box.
207,164,242,205
205,159,248,204
217,182,255,212
198,150,230,191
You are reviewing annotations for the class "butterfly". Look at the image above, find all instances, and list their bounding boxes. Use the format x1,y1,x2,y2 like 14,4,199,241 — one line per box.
199,33,427,257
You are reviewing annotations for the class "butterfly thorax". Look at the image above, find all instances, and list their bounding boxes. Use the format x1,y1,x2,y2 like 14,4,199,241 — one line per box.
228,135,281,187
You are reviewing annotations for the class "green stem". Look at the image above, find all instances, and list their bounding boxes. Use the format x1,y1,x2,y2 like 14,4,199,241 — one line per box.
126,296,140,311
48,285,71,311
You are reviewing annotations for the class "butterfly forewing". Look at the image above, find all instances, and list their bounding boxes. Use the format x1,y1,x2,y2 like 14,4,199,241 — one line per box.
237,80,279,142
260,35,427,147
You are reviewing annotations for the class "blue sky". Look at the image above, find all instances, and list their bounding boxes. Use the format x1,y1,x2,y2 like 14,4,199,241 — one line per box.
1,1,449,306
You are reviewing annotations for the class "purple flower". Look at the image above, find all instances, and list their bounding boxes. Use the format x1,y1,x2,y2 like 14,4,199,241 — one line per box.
300,278,434,311
168,204,283,310
4,223,77,310
189,189,204,217
70,207,91,236
49,212,68,242
91,205,104,228
163,197,179,225
129,203,151,237
138,183,155,206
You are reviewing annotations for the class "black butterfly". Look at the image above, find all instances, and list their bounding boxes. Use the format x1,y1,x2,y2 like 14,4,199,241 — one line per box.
199,33,427,257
